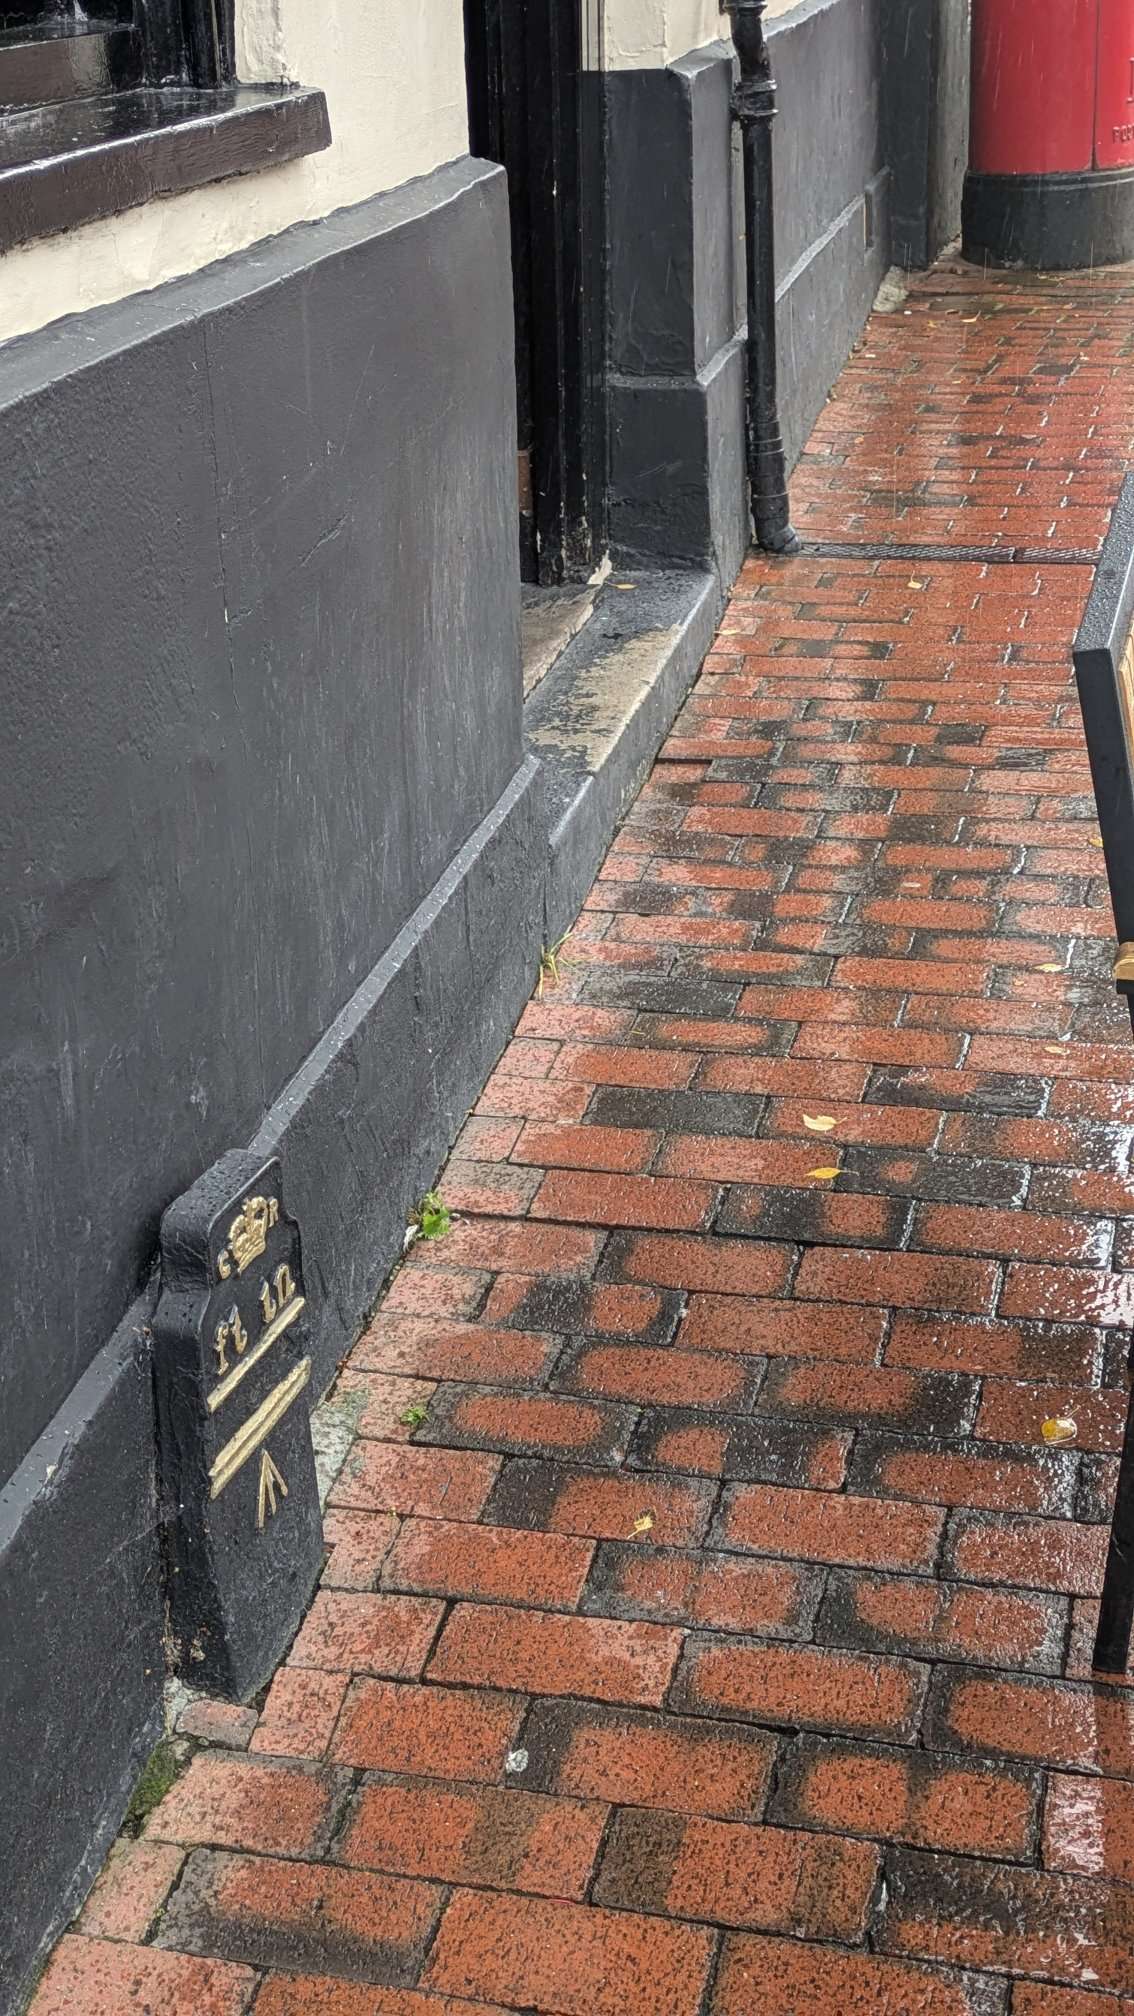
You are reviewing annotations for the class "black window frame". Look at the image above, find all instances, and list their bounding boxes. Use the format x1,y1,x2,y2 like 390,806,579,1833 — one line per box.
0,1,234,107
0,0,330,260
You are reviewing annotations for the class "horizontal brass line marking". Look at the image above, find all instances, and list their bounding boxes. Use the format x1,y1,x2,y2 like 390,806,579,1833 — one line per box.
208,1295,305,1413
209,1356,311,1498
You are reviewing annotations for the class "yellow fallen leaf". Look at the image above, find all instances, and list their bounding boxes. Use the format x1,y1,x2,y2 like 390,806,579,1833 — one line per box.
1042,1416,1077,1446
1035,963,1062,973
962,315,980,323
1044,1044,1067,1055
1088,836,1104,849
632,1513,654,1535
803,1114,837,1133
808,1167,841,1181
908,578,925,589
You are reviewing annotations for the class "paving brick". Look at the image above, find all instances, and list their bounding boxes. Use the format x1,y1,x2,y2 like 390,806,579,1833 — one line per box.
175,1698,258,1749
481,1273,682,1343
156,1848,441,1982
330,1680,523,1781
629,1408,851,1488
711,1932,997,2015
817,1569,1066,1674
382,1516,593,1609
674,1635,928,1742
381,1266,488,1330
1011,1991,1132,2016
877,1844,1134,1994
601,1228,795,1295
911,1202,1112,1265
26,1937,256,2016
847,1433,1077,1516
794,1244,1000,1313
350,1318,559,1388
594,1806,879,1940
422,1887,716,2016
485,1457,715,1544
717,1482,944,1571
511,1121,661,1173
255,1980,509,2016
522,1696,779,1818
406,1218,603,1275
583,1541,823,1638
720,1183,912,1248
289,1592,444,1677
329,1443,500,1520
1044,1774,1134,1884
252,1669,351,1759
429,1602,683,1706
999,1264,1134,1327
975,1380,1128,1453
147,1754,349,1858
884,1314,1103,1386
945,1512,1108,1596
757,1359,978,1437
77,1838,186,1941
555,1340,759,1410
654,1134,845,1185
772,1735,1040,1859
337,1776,605,1899
419,1384,634,1466
321,1510,401,1590
585,1085,766,1137
927,1669,1134,1775
551,1041,699,1089
530,1168,718,1230
679,1293,887,1363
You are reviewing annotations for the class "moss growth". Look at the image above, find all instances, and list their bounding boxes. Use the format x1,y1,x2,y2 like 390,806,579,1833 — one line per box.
124,1738,184,1832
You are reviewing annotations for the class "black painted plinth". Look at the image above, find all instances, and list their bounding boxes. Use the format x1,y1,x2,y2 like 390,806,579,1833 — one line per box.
963,165,1134,271
153,1151,322,1699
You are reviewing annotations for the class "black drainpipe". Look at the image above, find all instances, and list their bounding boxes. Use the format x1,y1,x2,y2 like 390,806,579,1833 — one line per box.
721,0,799,554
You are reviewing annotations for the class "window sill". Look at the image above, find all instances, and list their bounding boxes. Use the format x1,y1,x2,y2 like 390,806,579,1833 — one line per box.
0,83,331,256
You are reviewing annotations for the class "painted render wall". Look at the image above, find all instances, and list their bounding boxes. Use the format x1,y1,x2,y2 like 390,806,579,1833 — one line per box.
0,0,469,343
603,0,799,68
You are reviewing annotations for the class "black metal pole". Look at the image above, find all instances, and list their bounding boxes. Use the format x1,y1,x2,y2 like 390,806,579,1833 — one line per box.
722,0,799,554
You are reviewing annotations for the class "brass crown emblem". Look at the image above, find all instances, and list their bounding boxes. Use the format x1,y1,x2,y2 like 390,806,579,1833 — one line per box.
217,1194,279,1278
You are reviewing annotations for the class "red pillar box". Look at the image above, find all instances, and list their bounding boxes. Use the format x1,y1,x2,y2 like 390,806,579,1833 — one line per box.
963,0,1134,268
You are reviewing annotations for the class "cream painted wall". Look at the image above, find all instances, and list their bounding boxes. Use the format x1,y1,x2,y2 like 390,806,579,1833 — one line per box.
602,0,798,70
0,0,468,345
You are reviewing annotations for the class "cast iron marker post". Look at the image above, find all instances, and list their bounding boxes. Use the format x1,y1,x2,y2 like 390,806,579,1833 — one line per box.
721,0,799,554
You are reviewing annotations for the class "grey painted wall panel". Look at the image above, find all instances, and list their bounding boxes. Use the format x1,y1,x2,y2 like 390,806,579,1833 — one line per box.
769,0,885,279
0,1319,165,2007
0,160,521,1483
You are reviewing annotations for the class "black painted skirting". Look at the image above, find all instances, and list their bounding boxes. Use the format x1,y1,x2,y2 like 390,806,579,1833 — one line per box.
963,165,1134,271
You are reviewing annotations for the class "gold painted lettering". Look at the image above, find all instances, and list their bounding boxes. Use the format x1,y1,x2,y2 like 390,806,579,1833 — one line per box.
259,1263,296,1328
257,1446,288,1528
212,1306,249,1379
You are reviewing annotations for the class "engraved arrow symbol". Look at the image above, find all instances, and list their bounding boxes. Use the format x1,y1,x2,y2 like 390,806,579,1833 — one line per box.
257,1447,288,1529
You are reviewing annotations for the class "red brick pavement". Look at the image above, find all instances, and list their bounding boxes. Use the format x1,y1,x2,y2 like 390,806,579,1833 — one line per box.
32,264,1134,2014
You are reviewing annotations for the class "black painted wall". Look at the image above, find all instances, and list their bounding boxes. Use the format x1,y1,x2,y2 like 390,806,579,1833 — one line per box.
605,45,747,583
769,0,891,471
881,0,970,270
0,160,521,1489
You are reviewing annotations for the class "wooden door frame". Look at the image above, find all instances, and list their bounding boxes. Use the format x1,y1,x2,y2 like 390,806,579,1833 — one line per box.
464,0,607,585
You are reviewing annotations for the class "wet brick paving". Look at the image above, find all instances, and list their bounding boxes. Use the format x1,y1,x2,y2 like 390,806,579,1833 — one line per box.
30,264,1134,2013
